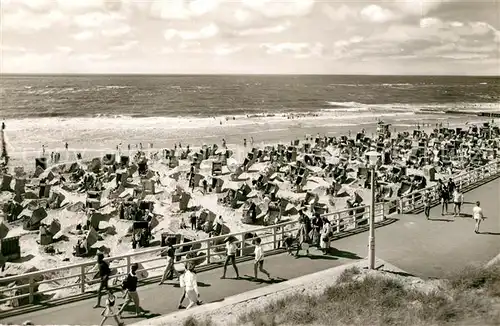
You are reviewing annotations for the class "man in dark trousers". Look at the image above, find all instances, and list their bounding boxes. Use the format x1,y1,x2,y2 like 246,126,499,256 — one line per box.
159,242,179,284
119,263,142,317
94,253,111,308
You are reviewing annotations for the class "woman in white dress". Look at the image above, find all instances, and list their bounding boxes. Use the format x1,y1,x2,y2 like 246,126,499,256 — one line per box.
320,218,332,255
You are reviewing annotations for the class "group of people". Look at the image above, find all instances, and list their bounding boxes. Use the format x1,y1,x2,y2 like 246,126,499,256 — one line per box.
284,212,333,257
422,178,486,233
93,253,140,326
91,234,272,324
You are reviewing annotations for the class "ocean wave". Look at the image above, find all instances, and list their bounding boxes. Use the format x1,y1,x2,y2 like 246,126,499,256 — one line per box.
325,101,367,108
380,83,413,87
99,85,132,90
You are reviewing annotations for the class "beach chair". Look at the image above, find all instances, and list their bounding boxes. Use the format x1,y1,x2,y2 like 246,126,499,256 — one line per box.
230,166,243,181
0,222,10,240
1,174,12,192
212,161,222,176
1,236,21,261
179,192,191,211
169,156,179,168
35,157,47,171
21,207,47,231
102,154,115,165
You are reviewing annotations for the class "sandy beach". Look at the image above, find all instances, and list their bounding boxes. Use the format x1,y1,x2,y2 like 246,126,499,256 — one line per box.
0,112,498,313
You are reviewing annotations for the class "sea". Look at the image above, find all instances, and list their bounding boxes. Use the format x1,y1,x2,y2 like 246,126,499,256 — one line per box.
0,74,499,165
1,75,499,119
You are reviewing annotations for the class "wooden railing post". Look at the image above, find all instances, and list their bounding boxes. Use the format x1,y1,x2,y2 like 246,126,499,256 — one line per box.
126,256,131,275
336,214,340,233
28,276,34,304
281,227,285,245
239,234,245,257
399,198,403,214
80,265,85,294
272,226,277,250
206,240,211,264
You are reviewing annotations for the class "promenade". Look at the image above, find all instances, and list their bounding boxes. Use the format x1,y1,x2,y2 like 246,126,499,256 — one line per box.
2,177,499,325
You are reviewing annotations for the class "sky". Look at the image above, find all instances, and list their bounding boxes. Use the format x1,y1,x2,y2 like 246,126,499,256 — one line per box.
0,0,499,75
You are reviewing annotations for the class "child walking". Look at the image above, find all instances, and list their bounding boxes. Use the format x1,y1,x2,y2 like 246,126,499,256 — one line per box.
423,191,431,219
253,237,271,280
473,201,485,234
99,292,124,326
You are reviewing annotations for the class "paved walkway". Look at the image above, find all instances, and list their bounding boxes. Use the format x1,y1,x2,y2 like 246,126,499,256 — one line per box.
3,178,500,325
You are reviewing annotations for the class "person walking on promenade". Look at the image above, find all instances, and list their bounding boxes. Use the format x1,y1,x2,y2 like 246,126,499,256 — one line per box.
119,263,142,317
94,253,111,308
184,263,201,309
99,292,124,326
320,218,332,255
473,201,485,234
423,191,431,219
177,266,187,309
159,242,179,285
178,264,203,309
253,237,271,280
452,188,464,217
438,179,449,215
295,218,310,257
312,213,323,234
221,237,240,279
447,178,456,198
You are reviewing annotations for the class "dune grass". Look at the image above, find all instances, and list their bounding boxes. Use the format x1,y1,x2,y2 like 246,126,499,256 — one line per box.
183,262,500,326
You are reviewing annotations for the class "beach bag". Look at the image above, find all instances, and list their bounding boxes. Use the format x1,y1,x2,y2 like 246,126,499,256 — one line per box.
322,235,329,242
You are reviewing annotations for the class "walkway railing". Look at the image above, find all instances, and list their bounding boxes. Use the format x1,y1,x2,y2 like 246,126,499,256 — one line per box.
399,159,500,213
0,159,499,311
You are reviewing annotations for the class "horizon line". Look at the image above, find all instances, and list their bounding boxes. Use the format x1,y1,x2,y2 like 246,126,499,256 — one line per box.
1,72,499,77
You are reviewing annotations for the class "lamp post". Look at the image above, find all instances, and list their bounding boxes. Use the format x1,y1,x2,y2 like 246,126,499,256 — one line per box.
366,151,381,270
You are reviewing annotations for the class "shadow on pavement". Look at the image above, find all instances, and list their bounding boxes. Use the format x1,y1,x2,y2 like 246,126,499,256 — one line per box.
170,281,211,288
429,218,454,222
240,275,288,284
329,248,363,260
479,232,500,235
119,308,161,320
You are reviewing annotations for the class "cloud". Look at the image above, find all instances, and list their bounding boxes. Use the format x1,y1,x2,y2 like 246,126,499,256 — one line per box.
323,4,357,21
2,9,65,31
439,53,490,60
74,11,125,28
56,0,106,13
242,0,315,18
110,41,139,52
150,0,221,20
214,44,244,56
164,23,219,41
1,0,498,75
360,5,395,23
102,24,132,38
235,22,291,36
77,53,111,61
73,31,94,41
56,46,73,54
0,45,27,53
260,42,323,58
